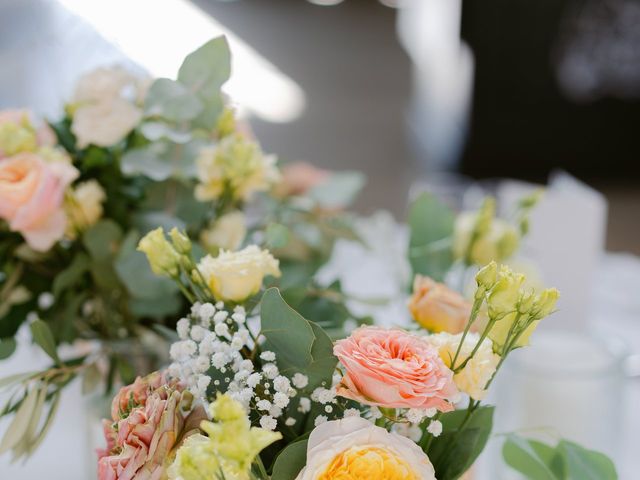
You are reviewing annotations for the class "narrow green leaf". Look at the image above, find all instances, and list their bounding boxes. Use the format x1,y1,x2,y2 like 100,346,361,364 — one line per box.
81,363,102,395
0,386,38,453
0,337,17,359
0,372,35,390
26,392,61,456
30,320,60,363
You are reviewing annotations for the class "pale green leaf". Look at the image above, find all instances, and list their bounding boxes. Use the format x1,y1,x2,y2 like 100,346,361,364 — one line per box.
144,78,203,122
308,171,365,209
26,393,60,456
0,372,35,390
265,223,290,249
0,386,38,453
503,435,561,480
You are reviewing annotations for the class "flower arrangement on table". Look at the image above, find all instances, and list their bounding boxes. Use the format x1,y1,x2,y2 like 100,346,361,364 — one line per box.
0,37,366,457
90,222,616,480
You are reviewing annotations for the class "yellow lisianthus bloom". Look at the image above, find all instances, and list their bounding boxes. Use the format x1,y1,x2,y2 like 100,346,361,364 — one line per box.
168,394,281,480
137,227,181,277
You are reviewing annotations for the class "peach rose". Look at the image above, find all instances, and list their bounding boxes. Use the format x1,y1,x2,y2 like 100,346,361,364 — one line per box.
278,161,330,196
0,152,78,251
334,326,458,411
408,275,472,334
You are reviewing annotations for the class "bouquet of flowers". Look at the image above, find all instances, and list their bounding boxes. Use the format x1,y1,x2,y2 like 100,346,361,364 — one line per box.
90,220,616,480
0,37,366,457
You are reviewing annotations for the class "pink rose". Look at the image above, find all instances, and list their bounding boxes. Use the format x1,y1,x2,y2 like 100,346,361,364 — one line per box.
0,152,78,251
334,326,459,411
98,372,203,480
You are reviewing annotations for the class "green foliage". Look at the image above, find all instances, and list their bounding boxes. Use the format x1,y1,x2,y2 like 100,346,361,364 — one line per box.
270,439,308,480
177,36,231,129
120,140,204,182
425,406,494,480
29,321,60,364
144,78,203,122
408,192,455,282
503,435,618,480
0,338,16,360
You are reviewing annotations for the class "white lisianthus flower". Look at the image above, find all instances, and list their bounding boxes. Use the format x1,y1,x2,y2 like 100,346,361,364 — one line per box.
200,210,247,252
197,245,281,302
70,67,144,148
426,332,499,400
65,179,106,236
295,417,436,480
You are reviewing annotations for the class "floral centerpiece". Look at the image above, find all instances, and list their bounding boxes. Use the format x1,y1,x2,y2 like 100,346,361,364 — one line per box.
89,223,615,479
0,37,366,458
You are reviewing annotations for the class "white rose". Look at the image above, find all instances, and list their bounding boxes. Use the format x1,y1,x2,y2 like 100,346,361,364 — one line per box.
295,417,436,480
197,245,280,302
73,67,139,103
72,98,142,148
200,211,247,252
426,332,499,400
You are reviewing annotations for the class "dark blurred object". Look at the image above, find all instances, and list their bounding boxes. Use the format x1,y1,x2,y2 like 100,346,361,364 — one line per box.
460,0,640,181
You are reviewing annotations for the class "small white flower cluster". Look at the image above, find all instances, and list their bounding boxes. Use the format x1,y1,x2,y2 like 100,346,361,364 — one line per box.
167,301,315,431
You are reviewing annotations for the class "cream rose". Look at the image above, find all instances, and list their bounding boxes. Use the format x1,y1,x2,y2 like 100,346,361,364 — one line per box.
426,332,499,400
199,210,247,252
70,67,144,148
295,417,436,480
65,179,106,236
0,152,78,251
197,245,281,302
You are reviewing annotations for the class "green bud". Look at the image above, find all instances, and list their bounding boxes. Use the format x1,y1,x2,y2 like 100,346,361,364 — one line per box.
169,227,192,255
532,288,560,319
475,197,496,236
518,189,544,210
487,267,525,319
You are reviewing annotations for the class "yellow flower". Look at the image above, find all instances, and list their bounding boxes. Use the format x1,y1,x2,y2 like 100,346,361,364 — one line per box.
453,199,520,266
295,417,436,480
168,394,281,480
197,245,280,302
65,180,106,236
137,227,181,277
486,266,525,320
0,118,36,156
169,227,192,255
199,211,247,252
195,134,280,203
426,332,499,400
408,275,472,334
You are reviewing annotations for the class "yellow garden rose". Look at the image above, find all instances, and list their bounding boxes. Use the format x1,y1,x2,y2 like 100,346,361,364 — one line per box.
295,417,436,480
197,245,280,302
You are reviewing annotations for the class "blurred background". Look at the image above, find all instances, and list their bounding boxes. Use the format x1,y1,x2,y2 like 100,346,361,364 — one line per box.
0,0,638,478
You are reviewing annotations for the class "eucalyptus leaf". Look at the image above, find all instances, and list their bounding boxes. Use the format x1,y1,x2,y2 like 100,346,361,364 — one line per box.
0,386,38,453
144,78,203,122
271,439,308,480
52,253,89,298
139,121,192,144
305,321,338,390
260,288,315,370
265,223,290,249
30,320,60,364
408,192,455,281
121,140,204,181
177,36,231,128
503,435,562,480
426,406,494,480
83,220,123,262
559,440,617,480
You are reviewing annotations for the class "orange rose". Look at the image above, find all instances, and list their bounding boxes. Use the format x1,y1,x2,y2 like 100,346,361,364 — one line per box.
408,275,472,334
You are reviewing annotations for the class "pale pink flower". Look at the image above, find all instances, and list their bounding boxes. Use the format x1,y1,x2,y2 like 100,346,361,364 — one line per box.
334,326,458,411
110,371,166,420
0,152,78,251
279,161,330,196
